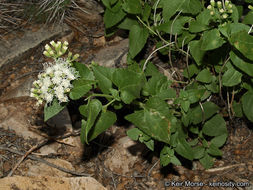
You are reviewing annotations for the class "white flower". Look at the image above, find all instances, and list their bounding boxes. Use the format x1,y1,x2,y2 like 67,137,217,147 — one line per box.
52,76,62,85
62,79,71,88
45,44,51,50
45,93,53,103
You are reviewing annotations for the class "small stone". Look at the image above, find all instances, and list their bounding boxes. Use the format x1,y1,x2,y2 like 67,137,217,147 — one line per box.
93,36,106,47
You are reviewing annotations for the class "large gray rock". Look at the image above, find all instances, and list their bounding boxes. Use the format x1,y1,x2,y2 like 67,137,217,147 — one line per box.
0,24,70,68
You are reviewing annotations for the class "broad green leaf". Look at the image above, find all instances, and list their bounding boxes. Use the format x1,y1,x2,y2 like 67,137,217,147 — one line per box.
92,65,115,94
181,0,202,15
230,31,253,61
222,63,242,87
113,68,145,104
127,128,142,141
189,9,212,33
210,134,227,148
192,146,205,159
69,79,94,100
181,100,190,112
175,138,194,160
242,91,253,122
88,111,117,141
183,64,199,78
219,23,250,38
202,114,227,137
160,146,181,166
189,40,205,65
144,139,154,151
230,51,253,77
80,120,86,144
104,1,126,28
44,99,66,122
82,99,102,144
109,88,120,101
158,16,191,35
201,29,225,51
231,4,239,23
142,4,151,22
73,62,94,80
190,102,219,125
176,31,196,48
207,143,222,156
243,11,253,25
196,69,212,83
118,17,138,30
160,0,185,22
170,156,181,166
187,89,206,104
129,24,149,58
232,101,243,118
143,74,175,100
200,152,214,169
145,97,171,118
125,109,171,144
122,0,141,14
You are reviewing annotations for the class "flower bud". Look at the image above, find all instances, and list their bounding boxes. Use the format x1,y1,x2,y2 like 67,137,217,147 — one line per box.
228,4,232,9
49,50,54,56
50,41,56,47
249,5,253,10
45,44,51,51
72,54,79,60
43,51,50,57
63,41,69,46
228,9,233,13
222,13,228,19
210,11,215,15
225,0,229,6
210,0,215,7
207,5,212,10
219,8,224,13
217,1,222,8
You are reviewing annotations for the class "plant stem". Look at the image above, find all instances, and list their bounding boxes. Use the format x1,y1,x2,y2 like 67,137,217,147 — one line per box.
103,99,116,111
85,93,113,101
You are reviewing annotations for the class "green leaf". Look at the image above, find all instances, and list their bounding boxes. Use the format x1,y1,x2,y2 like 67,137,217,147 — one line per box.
125,109,171,144
144,139,154,151
170,156,181,166
82,99,102,144
207,143,222,156
210,134,227,148
129,24,149,58
145,97,171,118
88,111,117,141
201,29,225,51
230,31,253,61
189,9,212,33
113,68,145,104
222,63,242,87
175,138,194,160
202,114,227,137
183,64,199,78
118,17,138,30
196,69,212,83
158,16,191,35
69,79,94,100
122,0,141,14
230,51,253,77
181,0,202,15
142,4,151,22
92,65,115,94
243,11,253,25
187,89,206,104
192,146,205,159
80,119,86,144
73,62,94,80
160,0,185,22
190,102,219,125
177,31,196,48
242,91,253,122
127,128,142,141
232,101,243,118
200,152,214,169
189,40,205,65
104,1,126,28
44,99,66,122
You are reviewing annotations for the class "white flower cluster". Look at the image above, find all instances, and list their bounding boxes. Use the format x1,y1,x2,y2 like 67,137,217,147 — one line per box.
30,41,80,105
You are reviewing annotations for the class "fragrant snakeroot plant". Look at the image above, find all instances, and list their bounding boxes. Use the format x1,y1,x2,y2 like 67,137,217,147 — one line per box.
30,41,80,106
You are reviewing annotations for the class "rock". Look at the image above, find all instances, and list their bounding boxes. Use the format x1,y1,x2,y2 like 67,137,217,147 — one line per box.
46,107,73,135
0,24,70,68
0,104,43,140
1,77,35,101
104,136,146,175
92,39,129,68
0,176,107,190
27,158,74,177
